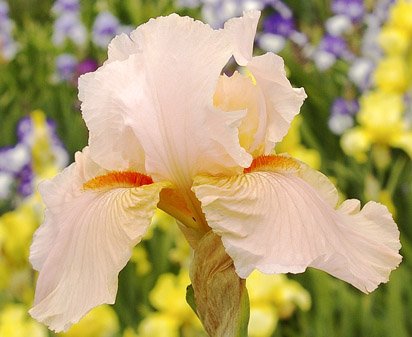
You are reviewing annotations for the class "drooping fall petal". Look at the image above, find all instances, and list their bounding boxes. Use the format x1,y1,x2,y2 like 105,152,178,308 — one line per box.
29,148,169,332
193,155,402,293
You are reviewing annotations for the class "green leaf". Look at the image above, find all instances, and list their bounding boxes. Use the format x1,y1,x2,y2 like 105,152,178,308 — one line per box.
186,284,199,318
235,285,250,337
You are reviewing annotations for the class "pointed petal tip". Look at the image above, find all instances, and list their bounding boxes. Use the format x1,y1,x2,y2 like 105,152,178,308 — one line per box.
224,10,261,66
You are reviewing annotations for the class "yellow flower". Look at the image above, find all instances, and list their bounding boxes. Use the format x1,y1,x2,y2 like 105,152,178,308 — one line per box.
249,304,278,337
138,313,180,337
131,246,151,276
389,0,412,33
341,128,371,162
379,190,397,219
247,271,311,337
169,229,192,267
276,116,321,169
358,91,405,140
123,327,139,337
0,257,11,290
0,203,38,264
373,57,408,92
391,131,412,158
30,110,61,178
0,304,47,337
272,280,311,318
145,209,178,240
341,89,412,160
378,26,410,55
149,271,198,326
135,270,205,337
59,305,119,337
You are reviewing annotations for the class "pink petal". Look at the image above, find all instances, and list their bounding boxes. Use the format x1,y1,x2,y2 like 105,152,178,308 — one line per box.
224,10,260,66
193,156,401,293
29,148,168,331
79,14,254,188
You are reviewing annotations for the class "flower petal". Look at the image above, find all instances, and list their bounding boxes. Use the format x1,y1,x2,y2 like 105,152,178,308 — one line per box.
29,148,168,332
247,54,307,152
193,156,402,293
214,71,265,155
224,10,260,66
79,14,252,187
392,131,412,158
30,147,105,271
78,62,146,172
224,10,305,151
214,53,306,156
106,33,136,63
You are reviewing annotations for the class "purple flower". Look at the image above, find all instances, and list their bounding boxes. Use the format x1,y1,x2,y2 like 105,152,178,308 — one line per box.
349,57,374,90
331,98,359,116
328,98,358,134
92,11,120,48
332,0,365,22
258,32,287,53
76,58,98,77
52,0,80,15
319,34,348,57
0,1,18,61
53,13,86,46
263,12,295,37
0,113,69,200
0,32,18,60
271,0,293,18
17,164,34,197
312,34,352,70
0,171,14,200
176,0,201,8
17,116,33,142
200,0,267,28
0,144,30,175
258,1,307,53
56,53,77,82
325,15,353,36
0,0,9,20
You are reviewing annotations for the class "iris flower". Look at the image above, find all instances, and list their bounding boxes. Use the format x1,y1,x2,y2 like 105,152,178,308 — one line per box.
29,11,401,332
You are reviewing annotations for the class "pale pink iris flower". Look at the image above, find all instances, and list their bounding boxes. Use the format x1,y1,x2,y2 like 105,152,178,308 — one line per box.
29,11,401,332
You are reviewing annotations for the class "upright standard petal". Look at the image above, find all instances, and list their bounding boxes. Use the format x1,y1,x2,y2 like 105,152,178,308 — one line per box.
247,54,307,152
193,155,402,293
214,54,306,157
214,71,266,155
29,148,169,332
79,14,252,188
223,11,306,152
106,33,137,63
224,10,260,66
78,62,146,173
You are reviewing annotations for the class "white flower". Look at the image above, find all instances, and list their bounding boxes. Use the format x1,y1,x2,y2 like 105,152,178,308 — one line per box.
30,11,401,332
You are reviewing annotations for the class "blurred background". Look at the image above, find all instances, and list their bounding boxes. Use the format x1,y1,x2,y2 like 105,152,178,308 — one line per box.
0,0,411,336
